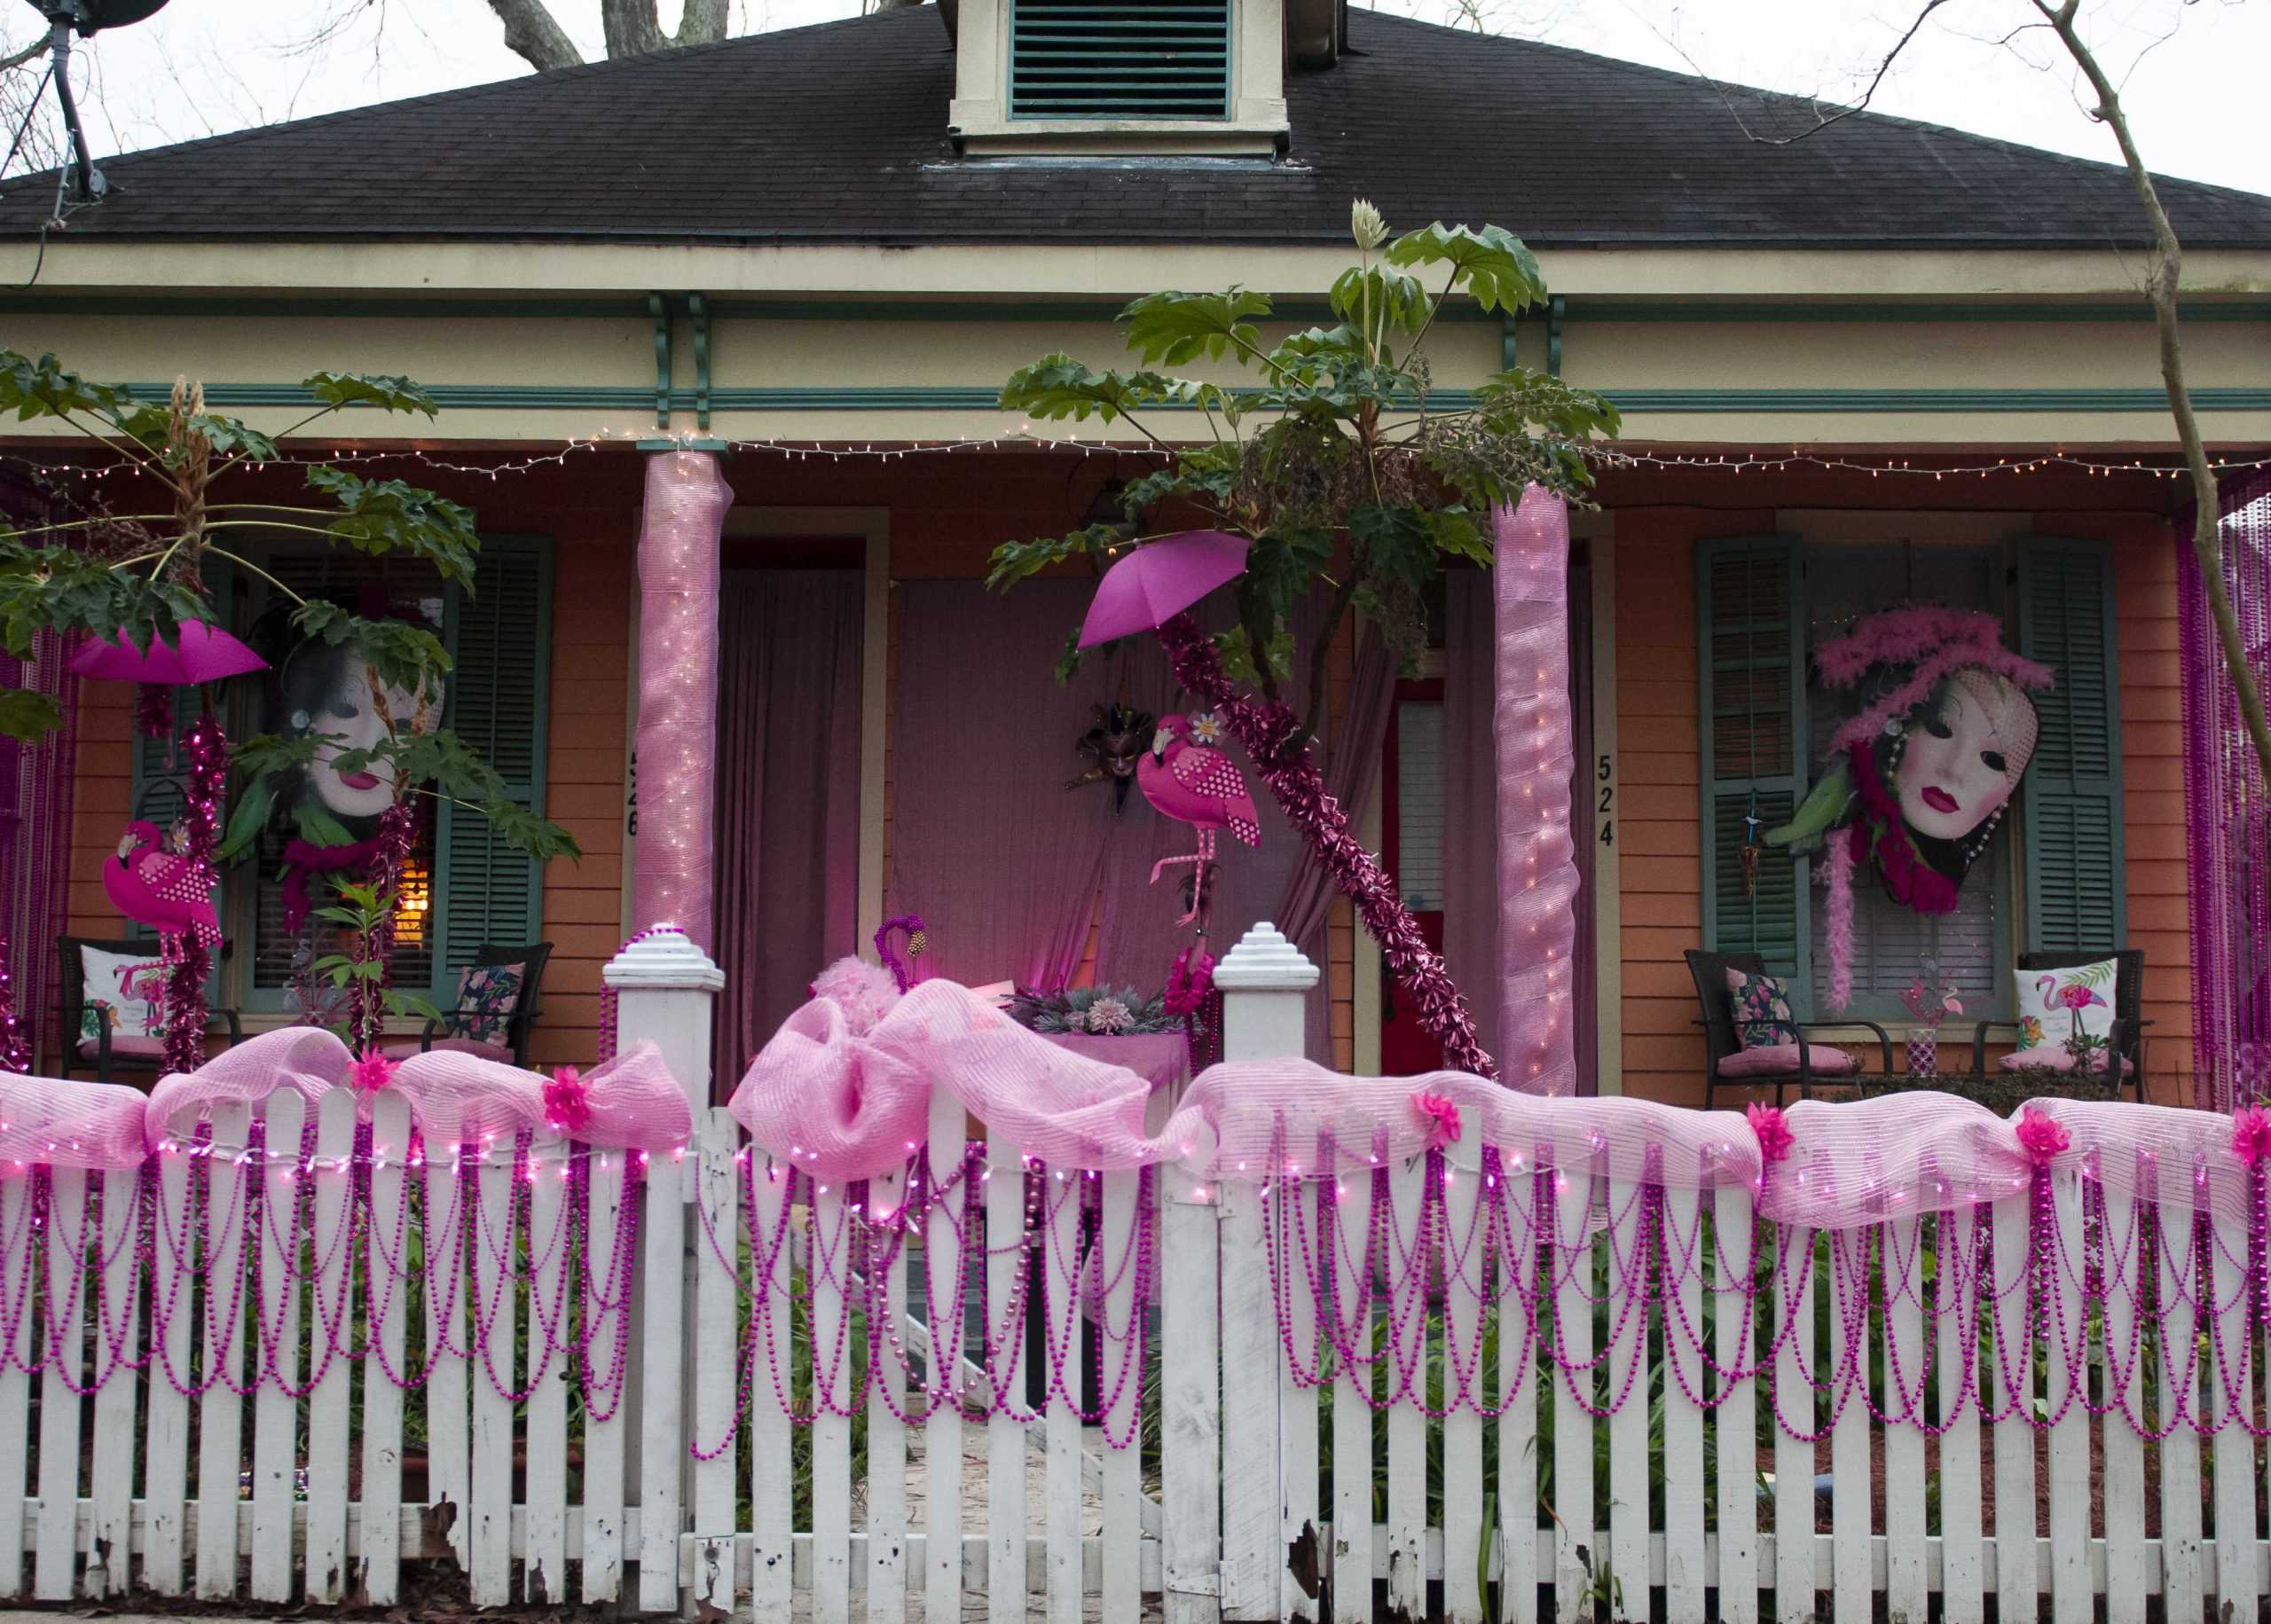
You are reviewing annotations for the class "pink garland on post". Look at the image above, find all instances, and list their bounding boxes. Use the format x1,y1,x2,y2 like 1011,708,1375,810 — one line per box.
0,925,28,1074
161,715,227,1078
1151,613,1496,1079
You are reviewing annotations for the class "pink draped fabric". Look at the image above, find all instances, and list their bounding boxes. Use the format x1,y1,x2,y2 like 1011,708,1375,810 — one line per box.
0,621,77,1071
1495,491,1581,1095
711,572,862,1093
146,1024,691,1152
633,450,732,953
888,581,1127,990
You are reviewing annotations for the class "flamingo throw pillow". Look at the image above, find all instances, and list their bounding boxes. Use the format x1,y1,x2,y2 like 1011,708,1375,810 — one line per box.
78,945,169,1047
2010,959,2118,1071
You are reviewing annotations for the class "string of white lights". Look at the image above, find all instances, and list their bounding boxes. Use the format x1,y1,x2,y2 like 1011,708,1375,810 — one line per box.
5,433,2266,485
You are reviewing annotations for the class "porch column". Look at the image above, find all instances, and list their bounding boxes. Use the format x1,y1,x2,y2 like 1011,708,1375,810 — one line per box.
632,448,733,953
1495,488,1580,1095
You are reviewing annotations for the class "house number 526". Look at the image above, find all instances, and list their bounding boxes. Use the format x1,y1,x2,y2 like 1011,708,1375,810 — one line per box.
1597,754,1614,846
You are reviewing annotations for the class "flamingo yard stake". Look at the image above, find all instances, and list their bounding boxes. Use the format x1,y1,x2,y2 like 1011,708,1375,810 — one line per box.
1136,710,1260,925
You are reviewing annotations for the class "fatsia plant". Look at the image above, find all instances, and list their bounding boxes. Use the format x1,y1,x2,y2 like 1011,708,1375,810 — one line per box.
0,349,578,1055
987,202,1618,1079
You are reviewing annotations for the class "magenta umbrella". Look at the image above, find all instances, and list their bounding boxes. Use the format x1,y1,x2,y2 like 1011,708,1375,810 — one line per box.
1078,530,1251,648
70,621,268,684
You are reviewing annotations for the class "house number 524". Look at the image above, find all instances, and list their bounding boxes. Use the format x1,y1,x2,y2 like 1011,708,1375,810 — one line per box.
1597,754,1614,846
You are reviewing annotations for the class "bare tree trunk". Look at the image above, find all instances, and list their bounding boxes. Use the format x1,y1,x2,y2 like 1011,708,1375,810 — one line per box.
675,0,735,43
601,0,667,58
485,0,583,70
2031,0,2271,790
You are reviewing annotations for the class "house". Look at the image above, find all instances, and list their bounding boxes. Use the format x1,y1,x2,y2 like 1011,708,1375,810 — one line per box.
3,0,2267,1108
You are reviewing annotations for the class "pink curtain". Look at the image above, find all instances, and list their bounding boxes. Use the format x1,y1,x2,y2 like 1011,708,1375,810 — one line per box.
1443,562,1599,1090
889,581,1132,991
711,572,862,1094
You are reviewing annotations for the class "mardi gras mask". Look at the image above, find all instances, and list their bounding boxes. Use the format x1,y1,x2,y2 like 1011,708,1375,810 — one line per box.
1891,667,2039,851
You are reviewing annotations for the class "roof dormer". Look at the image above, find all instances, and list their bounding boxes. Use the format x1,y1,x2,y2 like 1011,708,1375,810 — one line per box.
947,0,1332,157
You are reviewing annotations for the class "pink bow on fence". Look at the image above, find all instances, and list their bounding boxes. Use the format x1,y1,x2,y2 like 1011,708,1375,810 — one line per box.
145,1025,691,1153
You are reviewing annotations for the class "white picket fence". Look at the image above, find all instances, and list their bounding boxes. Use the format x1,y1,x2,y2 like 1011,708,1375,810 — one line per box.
0,924,2260,1624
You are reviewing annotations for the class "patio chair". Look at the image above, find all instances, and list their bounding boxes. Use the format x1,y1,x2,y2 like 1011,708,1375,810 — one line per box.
1686,949,1892,1110
1969,949,2148,1101
387,942,554,1068
58,934,241,1087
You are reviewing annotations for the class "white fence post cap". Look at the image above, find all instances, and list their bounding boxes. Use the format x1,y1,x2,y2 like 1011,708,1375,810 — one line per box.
1212,922,1320,991
602,927,726,992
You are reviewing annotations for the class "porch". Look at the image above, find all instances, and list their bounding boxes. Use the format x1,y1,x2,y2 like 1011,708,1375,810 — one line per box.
37,442,2201,1108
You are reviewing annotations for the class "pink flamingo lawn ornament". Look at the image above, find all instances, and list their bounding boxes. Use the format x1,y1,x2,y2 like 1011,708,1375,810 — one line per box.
105,820,223,950
1136,710,1260,925
2037,973,2108,1047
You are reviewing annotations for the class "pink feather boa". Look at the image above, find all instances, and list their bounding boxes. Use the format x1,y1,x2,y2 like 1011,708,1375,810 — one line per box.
1822,825,1859,1010
1819,607,2054,753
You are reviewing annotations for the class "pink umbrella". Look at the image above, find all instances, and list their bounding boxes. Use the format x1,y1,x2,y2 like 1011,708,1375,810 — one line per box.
1078,530,1250,648
70,621,268,684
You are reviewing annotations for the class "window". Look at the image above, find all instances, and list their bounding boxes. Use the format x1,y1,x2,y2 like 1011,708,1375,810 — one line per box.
1698,532,2124,1022
131,538,552,1018
1010,0,1233,121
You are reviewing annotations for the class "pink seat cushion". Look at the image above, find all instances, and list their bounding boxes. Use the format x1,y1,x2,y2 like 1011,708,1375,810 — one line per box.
1717,1043,1858,1079
2000,1046,2133,1078
77,1034,167,1062
382,1036,517,1064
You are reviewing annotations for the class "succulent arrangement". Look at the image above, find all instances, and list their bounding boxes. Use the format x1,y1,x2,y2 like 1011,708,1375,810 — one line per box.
1006,984,1176,1037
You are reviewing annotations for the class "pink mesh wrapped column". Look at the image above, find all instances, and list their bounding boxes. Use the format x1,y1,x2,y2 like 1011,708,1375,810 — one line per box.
633,450,732,952
1494,489,1580,1094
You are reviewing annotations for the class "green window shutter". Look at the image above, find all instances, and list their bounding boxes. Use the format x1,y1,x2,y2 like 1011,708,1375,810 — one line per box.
1696,536,1811,1007
2017,535,2126,953
431,536,553,1001
1010,0,1232,120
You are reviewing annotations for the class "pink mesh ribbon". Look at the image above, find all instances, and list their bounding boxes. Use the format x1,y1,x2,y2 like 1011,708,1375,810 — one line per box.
146,1024,691,1152
732,977,1761,1190
0,1071,153,1170
737,977,2251,1227
1494,488,1581,1094
632,450,732,953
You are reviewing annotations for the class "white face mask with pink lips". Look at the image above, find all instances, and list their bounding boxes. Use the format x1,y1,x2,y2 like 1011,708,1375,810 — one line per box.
1892,667,2039,845
305,661,442,821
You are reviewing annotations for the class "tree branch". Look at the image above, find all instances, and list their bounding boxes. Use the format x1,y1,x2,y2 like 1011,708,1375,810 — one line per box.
2029,0,2271,790
1647,0,1953,146
601,0,668,58
0,35,44,74
485,0,583,70
674,0,734,44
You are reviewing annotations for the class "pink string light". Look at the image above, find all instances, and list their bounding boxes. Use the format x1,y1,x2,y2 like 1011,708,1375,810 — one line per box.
631,451,731,953
1494,490,1580,1094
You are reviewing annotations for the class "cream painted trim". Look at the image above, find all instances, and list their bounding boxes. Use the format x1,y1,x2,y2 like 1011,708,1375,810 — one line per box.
13,239,2268,300
1584,515,1622,1097
1354,766,1383,1076
720,506,892,962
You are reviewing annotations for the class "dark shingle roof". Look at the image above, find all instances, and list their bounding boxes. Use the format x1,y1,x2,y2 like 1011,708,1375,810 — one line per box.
4,6,2267,248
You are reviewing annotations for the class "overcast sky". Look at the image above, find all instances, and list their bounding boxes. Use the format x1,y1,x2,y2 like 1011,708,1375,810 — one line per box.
4,0,2265,195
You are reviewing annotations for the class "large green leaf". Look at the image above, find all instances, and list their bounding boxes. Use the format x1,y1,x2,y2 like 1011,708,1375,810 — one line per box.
986,523,1121,591
303,467,481,585
1348,503,1442,591
1244,529,1334,620
999,355,1176,426
305,371,441,418
0,349,138,427
288,604,452,698
1385,223,1547,315
1327,264,1429,336
1120,287,1272,368
0,687,60,742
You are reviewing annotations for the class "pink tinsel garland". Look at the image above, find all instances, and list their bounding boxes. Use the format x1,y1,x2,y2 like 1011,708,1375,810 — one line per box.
1151,614,1495,1079
161,716,228,1078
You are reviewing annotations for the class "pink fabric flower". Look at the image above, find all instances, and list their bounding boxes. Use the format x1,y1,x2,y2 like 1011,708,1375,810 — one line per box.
1164,944,1216,1017
2016,1106,2070,1166
2232,1106,2271,1168
1747,1102,1794,1165
544,1066,594,1136
346,1049,397,1097
1411,1091,1461,1149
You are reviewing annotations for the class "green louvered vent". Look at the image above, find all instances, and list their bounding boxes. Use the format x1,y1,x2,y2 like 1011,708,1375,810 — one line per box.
2018,536,2125,953
434,538,551,979
1010,0,1232,120
1698,537,1811,998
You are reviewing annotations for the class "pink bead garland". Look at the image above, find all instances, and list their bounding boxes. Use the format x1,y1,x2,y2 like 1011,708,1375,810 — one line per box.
161,714,228,1078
